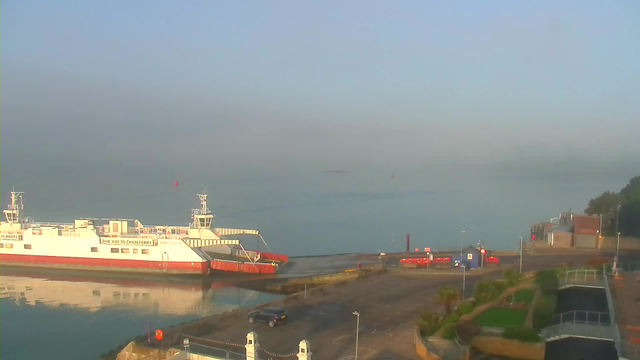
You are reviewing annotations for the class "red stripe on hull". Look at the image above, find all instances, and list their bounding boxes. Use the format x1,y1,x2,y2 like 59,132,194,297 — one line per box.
0,254,209,275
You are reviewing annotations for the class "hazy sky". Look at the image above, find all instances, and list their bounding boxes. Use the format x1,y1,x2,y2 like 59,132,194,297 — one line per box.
2,1,639,254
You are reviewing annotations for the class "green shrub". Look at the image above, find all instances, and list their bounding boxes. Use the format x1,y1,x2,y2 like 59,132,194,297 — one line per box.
474,280,501,304
418,312,441,336
502,326,541,342
504,268,520,287
492,279,509,294
532,295,557,328
440,323,457,340
536,271,559,295
442,313,460,325
455,301,475,316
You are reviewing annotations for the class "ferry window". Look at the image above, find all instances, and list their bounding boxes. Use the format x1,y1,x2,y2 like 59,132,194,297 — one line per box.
121,248,130,254
92,290,101,297
24,244,32,250
133,249,138,254
91,247,98,252
6,243,13,249
142,249,150,255
111,248,119,253
0,243,3,248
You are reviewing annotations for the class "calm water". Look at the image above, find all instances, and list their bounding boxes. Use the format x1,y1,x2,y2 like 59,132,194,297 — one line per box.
1,163,635,256
0,268,281,360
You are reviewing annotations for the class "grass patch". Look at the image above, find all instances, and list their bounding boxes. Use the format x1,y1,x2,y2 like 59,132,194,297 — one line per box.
513,288,536,303
472,307,528,327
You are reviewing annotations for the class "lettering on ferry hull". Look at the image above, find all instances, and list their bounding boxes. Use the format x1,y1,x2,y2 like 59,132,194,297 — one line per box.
100,238,156,246
0,234,23,241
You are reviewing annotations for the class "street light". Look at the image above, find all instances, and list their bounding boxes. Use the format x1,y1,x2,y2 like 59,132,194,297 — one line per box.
519,236,523,274
461,264,466,300
352,311,360,360
460,228,466,260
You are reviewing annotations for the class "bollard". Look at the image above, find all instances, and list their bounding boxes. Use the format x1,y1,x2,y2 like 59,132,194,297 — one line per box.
245,332,259,360
297,340,312,360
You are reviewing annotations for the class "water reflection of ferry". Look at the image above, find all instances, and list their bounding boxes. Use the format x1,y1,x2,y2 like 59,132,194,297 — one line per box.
0,268,271,316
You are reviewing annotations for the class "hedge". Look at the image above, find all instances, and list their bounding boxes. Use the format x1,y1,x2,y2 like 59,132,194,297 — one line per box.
440,323,457,340
532,295,557,328
536,270,559,296
455,301,474,316
502,326,542,342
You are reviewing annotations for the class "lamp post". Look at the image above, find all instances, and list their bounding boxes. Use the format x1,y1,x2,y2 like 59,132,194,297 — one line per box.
460,228,465,260
352,311,360,360
519,236,523,274
462,264,466,300
617,232,621,260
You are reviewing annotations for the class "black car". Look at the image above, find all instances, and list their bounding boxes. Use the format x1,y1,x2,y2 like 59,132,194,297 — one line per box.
248,307,288,328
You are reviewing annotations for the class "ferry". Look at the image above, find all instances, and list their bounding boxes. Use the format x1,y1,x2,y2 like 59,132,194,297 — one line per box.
0,191,287,275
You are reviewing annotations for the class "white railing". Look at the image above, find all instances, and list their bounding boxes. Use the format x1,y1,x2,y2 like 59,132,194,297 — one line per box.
559,269,604,289
603,264,623,358
542,321,616,341
552,310,611,326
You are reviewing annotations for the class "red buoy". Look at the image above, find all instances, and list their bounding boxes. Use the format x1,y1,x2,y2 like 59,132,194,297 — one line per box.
174,181,179,187
155,329,164,340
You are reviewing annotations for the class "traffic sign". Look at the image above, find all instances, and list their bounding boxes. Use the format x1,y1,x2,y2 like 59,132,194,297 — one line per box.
155,329,164,340
480,248,486,255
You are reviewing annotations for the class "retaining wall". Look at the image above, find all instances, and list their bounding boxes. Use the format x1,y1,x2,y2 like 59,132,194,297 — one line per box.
599,236,640,250
470,336,545,360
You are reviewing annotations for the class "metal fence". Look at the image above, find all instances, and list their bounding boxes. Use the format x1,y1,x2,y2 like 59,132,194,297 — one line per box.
559,269,604,289
617,341,640,360
189,343,246,360
617,262,640,272
552,310,611,326
541,321,617,341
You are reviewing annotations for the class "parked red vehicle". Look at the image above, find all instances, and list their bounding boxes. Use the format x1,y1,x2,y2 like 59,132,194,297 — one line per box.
484,256,500,266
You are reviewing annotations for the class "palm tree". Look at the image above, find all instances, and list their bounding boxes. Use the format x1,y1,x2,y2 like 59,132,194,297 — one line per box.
437,286,460,316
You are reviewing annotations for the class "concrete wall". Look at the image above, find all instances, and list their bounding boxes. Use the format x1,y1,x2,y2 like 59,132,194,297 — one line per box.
414,330,441,360
551,232,573,248
598,236,640,250
470,336,545,360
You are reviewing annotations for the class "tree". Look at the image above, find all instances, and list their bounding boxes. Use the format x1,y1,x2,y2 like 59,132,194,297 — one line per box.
437,286,460,316
619,176,640,237
585,191,620,216
473,280,500,304
585,191,620,235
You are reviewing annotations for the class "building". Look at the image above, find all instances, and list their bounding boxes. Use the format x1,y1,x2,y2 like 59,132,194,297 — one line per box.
454,245,482,269
573,214,601,248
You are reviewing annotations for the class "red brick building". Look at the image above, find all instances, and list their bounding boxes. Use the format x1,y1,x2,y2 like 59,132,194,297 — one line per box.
573,215,601,248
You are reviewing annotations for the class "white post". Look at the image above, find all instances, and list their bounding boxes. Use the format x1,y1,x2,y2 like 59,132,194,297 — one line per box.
305,284,307,299
460,228,465,261
617,232,621,260
519,236,523,274
297,340,312,360
353,311,360,360
183,338,190,360
462,265,466,300
245,332,259,360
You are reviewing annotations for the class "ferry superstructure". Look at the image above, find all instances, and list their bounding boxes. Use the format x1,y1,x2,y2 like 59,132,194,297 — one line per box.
0,191,281,275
